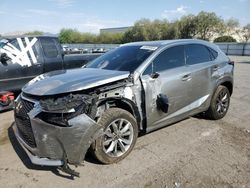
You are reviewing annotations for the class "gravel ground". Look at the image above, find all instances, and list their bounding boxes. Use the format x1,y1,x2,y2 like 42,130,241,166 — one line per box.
0,56,249,188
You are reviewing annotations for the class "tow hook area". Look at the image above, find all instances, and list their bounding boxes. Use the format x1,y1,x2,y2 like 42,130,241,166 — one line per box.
58,153,80,178
59,163,80,178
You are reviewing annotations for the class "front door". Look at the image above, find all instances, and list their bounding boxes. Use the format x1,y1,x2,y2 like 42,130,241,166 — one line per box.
140,45,192,132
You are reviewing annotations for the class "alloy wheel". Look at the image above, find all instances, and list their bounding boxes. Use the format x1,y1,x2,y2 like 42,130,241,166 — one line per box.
216,89,229,115
102,118,134,157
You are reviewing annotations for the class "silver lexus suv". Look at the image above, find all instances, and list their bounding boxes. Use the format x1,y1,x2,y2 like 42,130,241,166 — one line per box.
13,39,233,176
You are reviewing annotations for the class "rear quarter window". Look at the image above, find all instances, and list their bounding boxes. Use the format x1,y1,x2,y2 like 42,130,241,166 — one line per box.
208,47,218,60
185,44,211,65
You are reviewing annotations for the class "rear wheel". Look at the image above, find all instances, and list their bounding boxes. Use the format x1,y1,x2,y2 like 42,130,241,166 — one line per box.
205,85,230,120
90,108,138,164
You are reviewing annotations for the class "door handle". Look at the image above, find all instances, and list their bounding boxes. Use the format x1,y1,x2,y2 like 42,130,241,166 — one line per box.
182,73,191,81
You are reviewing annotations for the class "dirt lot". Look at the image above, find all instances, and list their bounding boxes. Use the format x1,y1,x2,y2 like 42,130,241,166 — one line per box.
0,56,249,188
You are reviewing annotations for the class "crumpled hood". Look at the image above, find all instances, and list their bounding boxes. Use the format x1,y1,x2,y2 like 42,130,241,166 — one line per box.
22,68,130,96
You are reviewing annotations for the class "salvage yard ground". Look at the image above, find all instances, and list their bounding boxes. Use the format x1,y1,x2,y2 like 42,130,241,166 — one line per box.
0,56,249,188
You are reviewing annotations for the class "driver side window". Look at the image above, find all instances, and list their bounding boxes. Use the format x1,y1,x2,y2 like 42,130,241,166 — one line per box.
143,45,185,75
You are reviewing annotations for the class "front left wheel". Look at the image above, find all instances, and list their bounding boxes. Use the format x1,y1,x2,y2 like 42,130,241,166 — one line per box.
90,108,138,164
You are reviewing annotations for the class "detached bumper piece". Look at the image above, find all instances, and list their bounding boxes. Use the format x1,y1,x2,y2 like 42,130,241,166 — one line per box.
0,91,14,111
13,96,102,177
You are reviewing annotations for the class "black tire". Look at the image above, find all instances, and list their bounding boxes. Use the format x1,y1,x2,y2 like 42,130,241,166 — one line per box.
90,108,138,164
205,85,230,120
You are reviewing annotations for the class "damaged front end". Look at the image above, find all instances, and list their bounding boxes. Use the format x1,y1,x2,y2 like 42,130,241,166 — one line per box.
13,93,103,176
13,67,140,177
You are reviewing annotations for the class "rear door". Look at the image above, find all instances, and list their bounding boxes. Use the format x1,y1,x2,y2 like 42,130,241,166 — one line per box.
0,37,43,91
40,37,63,72
141,45,192,131
184,44,217,113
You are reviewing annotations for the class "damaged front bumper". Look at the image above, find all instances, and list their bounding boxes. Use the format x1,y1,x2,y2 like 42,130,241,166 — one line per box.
13,95,102,167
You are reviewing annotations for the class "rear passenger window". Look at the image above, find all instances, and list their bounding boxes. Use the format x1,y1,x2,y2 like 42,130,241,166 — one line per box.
40,38,58,58
185,44,211,65
152,45,185,73
208,47,218,60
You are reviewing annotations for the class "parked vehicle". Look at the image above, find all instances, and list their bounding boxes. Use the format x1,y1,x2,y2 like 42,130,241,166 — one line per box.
13,39,234,177
0,36,100,111
92,48,106,53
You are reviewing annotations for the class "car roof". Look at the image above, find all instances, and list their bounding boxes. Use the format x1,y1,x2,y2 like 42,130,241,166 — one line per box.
123,39,213,47
122,39,220,52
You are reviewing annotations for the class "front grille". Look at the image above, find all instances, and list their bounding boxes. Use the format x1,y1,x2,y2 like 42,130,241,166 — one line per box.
15,98,37,148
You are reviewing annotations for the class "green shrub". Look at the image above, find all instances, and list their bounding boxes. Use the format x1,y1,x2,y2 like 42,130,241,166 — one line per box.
214,36,236,42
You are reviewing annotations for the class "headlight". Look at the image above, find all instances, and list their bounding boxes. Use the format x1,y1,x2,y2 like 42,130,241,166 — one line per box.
39,94,93,127
40,94,90,113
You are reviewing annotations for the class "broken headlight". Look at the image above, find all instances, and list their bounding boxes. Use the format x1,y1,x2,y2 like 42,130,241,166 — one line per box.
39,94,94,127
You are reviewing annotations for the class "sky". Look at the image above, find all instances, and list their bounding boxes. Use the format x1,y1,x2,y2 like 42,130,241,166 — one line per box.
0,0,250,35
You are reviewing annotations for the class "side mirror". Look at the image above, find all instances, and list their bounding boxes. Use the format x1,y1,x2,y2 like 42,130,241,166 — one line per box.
151,72,160,79
0,53,10,65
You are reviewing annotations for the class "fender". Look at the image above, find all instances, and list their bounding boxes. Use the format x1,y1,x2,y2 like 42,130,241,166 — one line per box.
97,97,142,130
215,76,233,95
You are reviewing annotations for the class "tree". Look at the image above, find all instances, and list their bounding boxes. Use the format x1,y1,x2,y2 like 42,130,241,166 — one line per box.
122,12,226,42
122,18,178,42
224,18,240,38
225,18,239,29
214,36,236,42
242,24,250,42
58,28,82,43
162,22,178,39
195,11,225,40
97,33,123,44
24,30,44,35
177,15,197,39
80,33,97,43
122,20,148,43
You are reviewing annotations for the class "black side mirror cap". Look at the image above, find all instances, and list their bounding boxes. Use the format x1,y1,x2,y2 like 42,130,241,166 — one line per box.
156,94,169,113
151,72,160,79
0,53,10,65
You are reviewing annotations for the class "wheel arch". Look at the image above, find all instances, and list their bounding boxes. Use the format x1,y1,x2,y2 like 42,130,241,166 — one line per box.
220,81,233,96
216,77,233,96
97,98,142,131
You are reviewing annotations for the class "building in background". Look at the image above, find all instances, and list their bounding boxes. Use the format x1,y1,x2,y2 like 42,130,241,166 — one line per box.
100,26,132,34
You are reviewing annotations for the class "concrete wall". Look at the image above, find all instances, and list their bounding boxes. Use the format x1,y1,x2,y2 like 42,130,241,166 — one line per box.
215,43,250,56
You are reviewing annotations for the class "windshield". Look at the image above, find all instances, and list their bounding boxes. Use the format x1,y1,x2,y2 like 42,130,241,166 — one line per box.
86,45,157,72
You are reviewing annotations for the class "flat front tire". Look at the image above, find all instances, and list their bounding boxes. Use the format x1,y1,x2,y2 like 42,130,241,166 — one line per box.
90,108,138,164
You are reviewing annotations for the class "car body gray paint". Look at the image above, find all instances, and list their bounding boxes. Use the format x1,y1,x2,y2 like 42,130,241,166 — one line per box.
22,68,130,96
13,39,234,167
14,94,102,165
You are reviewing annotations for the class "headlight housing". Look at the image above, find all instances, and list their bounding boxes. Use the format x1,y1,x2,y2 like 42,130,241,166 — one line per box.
39,94,96,127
